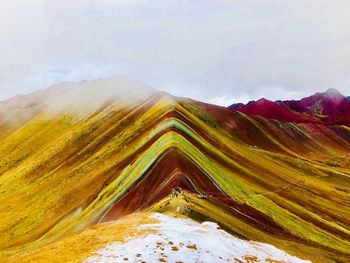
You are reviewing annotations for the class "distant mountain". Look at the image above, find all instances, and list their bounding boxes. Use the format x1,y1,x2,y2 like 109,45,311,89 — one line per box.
229,88,350,126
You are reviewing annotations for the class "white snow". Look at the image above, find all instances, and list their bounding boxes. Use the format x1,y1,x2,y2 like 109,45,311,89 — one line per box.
85,213,311,263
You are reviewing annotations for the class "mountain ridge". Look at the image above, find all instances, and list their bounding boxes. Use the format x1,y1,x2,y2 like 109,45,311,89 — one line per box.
229,88,350,126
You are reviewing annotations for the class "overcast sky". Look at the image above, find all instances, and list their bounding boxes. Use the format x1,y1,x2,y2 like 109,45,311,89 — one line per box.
0,0,349,105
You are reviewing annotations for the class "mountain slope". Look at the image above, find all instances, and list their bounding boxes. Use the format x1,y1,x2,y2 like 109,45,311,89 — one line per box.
0,78,350,262
9,212,310,263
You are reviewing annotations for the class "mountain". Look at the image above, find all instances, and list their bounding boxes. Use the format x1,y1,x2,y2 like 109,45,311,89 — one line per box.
1,77,350,262
229,88,350,126
229,98,318,123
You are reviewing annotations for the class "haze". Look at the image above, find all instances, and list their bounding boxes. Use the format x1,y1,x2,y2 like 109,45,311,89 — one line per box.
1,0,349,105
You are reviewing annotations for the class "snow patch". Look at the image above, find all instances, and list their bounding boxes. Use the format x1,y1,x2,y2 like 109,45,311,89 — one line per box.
85,213,311,263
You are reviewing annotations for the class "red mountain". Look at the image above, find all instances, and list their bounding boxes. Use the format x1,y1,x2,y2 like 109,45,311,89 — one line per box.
229,88,350,126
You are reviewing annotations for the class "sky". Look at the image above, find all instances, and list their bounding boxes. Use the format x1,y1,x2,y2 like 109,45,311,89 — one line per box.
0,0,350,106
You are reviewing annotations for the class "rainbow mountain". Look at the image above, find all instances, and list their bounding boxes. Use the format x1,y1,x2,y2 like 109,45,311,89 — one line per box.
0,77,350,262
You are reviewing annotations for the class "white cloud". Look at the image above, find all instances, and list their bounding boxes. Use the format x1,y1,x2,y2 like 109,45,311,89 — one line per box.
208,95,250,107
0,0,350,102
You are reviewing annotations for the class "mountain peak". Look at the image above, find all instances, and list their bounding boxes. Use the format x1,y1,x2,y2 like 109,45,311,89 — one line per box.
252,98,273,106
324,87,343,97
256,98,270,103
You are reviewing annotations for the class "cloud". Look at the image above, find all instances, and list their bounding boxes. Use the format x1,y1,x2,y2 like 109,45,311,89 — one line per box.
208,95,250,107
0,0,350,103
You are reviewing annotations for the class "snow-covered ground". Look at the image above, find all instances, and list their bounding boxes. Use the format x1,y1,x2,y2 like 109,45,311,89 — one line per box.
85,213,311,263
